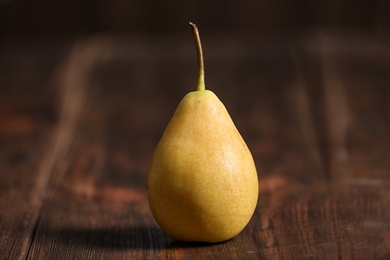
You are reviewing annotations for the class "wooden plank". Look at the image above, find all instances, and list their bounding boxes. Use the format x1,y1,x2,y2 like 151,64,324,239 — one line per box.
0,42,66,259
289,34,390,258
327,36,390,184
26,38,172,259
25,35,390,258
25,36,330,259
295,34,390,184
253,183,389,258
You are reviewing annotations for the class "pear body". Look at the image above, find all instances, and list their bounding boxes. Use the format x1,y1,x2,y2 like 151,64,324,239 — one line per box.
147,90,258,243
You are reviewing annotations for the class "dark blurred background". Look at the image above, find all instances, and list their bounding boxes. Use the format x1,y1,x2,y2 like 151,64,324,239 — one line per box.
1,0,389,38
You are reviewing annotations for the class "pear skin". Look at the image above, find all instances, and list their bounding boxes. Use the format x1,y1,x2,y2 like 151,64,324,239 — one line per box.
147,23,258,243
148,90,258,242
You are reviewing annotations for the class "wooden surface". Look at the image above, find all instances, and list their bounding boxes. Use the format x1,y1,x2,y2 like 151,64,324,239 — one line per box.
1,33,389,259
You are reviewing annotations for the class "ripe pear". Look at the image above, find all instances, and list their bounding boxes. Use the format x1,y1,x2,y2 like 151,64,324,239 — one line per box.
147,23,258,243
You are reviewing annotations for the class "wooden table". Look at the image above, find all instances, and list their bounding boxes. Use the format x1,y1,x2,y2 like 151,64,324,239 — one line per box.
1,33,389,259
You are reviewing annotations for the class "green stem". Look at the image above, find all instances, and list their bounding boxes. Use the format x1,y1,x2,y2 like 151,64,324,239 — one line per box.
189,22,205,91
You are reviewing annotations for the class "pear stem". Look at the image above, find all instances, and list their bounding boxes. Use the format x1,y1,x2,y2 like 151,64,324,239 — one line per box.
189,22,205,91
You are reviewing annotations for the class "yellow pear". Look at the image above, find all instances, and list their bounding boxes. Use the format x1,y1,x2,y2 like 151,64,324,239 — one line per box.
147,22,258,243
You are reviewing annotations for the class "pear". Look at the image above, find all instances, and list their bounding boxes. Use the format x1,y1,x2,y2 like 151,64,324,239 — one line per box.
147,22,258,243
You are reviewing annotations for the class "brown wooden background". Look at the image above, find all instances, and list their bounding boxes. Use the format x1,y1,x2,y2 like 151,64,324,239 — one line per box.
1,1,390,259
1,0,390,38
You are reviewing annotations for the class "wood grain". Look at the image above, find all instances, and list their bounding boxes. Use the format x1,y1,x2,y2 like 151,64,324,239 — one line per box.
1,34,389,259
0,43,65,259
